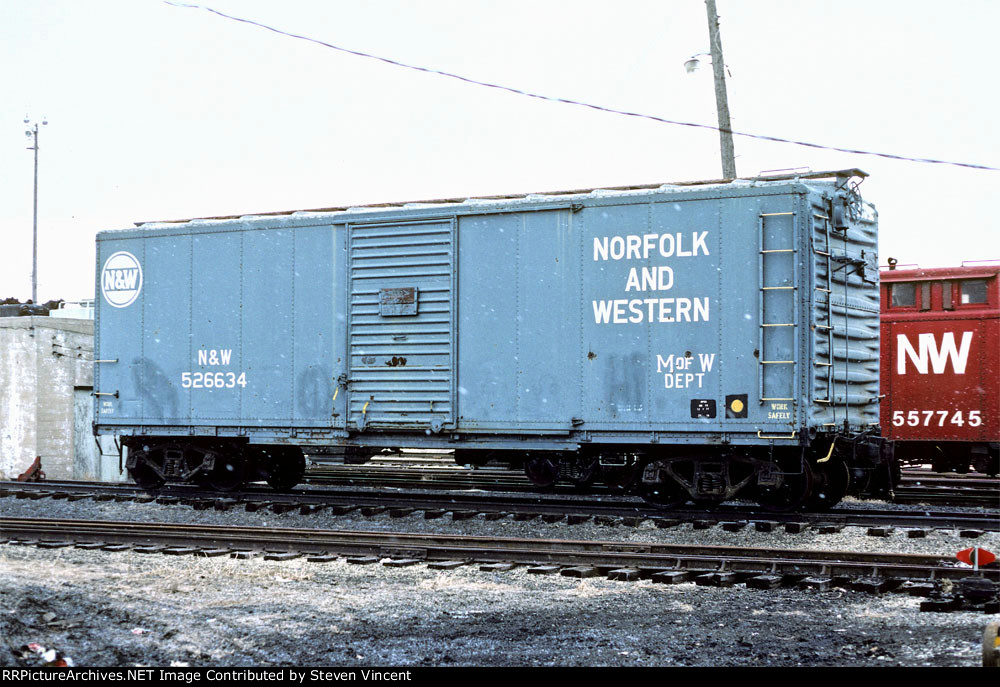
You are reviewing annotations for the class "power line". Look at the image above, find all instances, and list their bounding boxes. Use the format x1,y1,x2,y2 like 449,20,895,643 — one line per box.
165,1,999,173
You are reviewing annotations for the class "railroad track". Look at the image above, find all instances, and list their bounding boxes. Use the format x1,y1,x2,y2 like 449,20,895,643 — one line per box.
902,468,1000,482
4,517,997,590
894,485,1000,507
303,464,1000,507
3,479,998,533
897,471,1000,507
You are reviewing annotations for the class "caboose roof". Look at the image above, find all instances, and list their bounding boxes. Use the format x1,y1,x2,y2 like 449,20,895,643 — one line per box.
880,264,1000,282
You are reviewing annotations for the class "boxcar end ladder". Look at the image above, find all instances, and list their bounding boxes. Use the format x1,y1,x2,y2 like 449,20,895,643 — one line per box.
757,212,798,414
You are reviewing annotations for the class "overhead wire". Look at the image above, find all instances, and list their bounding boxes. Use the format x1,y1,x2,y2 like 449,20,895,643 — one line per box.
164,1,999,173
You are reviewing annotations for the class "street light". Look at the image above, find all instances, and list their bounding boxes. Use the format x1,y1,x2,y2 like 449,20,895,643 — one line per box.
685,0,736,179
684,52,731,77
684,53,710,74
24,115,47,304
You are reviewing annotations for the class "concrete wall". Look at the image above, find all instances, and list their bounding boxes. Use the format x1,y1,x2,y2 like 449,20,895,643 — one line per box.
74,388,121,481
0,316,122,481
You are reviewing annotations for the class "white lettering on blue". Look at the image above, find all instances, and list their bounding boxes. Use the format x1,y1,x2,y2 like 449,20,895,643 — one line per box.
592,298,709,324
593,232,710,261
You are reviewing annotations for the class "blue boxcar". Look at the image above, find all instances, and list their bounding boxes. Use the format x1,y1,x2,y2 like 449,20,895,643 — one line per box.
95,169,892,509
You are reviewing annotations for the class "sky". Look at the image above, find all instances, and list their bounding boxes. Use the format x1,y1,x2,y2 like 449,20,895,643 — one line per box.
1,0,997,302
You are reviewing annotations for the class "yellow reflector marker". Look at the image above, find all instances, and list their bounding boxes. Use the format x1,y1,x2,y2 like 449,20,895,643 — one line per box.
730,399,745,414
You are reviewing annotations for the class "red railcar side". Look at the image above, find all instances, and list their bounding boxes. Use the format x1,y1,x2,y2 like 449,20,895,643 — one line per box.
880,264,999,474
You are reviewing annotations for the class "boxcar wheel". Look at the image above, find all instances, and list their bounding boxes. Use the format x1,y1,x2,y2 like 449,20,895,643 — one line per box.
128,463,164,491
755,459,814,512
641,481,688,507
638,459,688,507
207,452,246,492
805,459,850,511
600,464,639,491
524,455,560,488
971,450,999,477
266,448,306,491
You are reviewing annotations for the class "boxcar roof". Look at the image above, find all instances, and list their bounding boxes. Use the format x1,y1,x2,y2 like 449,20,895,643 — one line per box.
125,168,868,231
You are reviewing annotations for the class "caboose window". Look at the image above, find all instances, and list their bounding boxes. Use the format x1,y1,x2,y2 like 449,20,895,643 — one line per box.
960,280,987,304
890,282,916,307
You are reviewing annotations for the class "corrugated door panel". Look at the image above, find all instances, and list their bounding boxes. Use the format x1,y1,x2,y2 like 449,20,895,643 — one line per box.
348,219,455,430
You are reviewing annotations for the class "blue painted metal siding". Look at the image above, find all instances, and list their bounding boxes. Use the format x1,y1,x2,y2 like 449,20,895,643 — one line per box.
96,223,336,430
292,226,337,424
138,234,190,422
95,177,879,446
191,231,241,422
450,187,878,439
453,195,803,435
457,210,580,431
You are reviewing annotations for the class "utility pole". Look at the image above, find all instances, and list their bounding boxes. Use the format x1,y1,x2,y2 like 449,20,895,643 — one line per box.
24,116,47,303
705,0,736,179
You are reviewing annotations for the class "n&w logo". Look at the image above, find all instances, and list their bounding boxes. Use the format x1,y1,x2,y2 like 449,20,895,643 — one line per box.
101,251,143,308
897,331,973,375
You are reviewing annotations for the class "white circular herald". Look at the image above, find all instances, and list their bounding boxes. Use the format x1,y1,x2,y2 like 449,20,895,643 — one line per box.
101,251,143,308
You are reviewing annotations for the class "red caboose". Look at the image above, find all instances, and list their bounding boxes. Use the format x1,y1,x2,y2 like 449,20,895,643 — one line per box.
880,261,999,474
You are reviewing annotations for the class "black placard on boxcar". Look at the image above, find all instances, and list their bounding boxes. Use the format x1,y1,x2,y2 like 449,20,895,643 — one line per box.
725,394,748,418
691,399,716,418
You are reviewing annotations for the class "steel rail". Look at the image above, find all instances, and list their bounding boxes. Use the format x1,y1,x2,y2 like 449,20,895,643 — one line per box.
305,465,1000,506
894,485,1000,506
3,517,993,583
3,480,998,531
7,471,998,508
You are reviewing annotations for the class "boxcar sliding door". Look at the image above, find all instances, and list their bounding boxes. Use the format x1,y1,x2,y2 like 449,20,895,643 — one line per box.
346,219,456,434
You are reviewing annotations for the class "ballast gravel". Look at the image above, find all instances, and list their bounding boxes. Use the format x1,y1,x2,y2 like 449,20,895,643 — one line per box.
2,493,998,667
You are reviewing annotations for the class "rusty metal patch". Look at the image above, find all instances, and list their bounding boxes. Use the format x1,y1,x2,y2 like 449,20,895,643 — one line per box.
379,287,418,316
